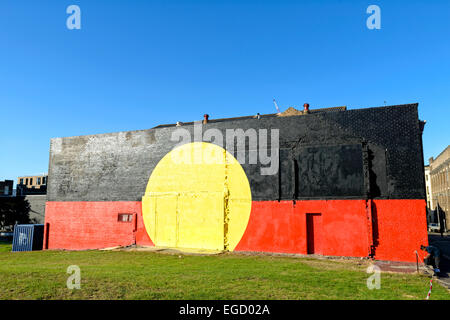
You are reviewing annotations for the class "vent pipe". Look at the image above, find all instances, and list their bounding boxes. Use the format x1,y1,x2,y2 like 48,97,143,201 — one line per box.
303,103,310,113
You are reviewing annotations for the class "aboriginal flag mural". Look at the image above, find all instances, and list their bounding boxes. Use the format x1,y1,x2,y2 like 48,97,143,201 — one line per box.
44,103,429,262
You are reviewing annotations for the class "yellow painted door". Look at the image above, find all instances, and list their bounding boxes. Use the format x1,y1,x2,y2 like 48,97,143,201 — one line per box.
177,192,224,251
142,142,253,252
154,194,178,247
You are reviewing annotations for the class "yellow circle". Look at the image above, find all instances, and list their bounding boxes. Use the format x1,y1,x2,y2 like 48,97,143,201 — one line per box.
142,142,252,251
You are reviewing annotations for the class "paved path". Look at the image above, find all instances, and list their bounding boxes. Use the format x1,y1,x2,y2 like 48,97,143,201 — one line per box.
428,234,450,289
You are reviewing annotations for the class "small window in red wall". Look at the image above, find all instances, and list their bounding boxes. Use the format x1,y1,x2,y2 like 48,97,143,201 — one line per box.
118,214,133,222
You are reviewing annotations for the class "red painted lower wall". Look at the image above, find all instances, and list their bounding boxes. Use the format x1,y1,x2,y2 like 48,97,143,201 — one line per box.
234,199,428,262
44,201,153,250
235,200,370,258
44,199,428,262
371,199,429,262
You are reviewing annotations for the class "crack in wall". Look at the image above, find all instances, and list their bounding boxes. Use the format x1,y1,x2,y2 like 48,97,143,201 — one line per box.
223,148,230,251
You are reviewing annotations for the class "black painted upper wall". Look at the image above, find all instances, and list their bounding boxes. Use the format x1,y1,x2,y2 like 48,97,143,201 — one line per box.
47,104,425,202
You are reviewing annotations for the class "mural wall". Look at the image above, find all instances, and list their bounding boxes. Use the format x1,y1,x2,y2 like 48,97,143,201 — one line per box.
44,104,428,262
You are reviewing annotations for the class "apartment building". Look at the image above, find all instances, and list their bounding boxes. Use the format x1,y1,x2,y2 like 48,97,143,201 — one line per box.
0,180,13,196
17,174,48,196
429,145,450,231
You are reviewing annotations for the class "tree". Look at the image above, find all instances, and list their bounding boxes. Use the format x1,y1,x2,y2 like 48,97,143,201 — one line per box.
0,197,31,231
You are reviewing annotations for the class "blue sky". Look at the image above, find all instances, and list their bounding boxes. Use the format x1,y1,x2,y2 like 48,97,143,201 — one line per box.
0,0,449,184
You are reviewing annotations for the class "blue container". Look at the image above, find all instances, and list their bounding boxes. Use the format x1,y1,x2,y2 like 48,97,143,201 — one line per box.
12,224,44,252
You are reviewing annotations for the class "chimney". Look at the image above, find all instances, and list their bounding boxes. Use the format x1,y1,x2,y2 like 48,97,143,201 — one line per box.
203,114,209,124
303,103,310,114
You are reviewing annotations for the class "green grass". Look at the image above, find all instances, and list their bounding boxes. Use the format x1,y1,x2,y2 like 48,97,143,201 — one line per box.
0,243,448,300
0,242,12,253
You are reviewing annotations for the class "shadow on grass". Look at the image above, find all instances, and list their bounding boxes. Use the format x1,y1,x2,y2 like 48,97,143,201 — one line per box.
0,241,12,253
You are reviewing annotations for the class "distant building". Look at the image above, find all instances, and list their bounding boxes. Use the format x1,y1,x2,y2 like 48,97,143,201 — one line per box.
16,174,48,196
429,145,450,231
17,174,48,190
425,165,433,209
0,177,47,226
0,180,13,197
425,165,435,226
